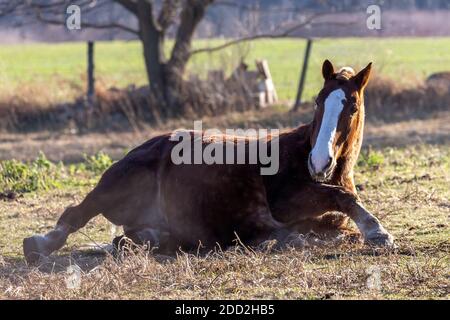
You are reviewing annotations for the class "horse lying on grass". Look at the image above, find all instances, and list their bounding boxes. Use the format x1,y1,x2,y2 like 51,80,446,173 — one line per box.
23,60,394,264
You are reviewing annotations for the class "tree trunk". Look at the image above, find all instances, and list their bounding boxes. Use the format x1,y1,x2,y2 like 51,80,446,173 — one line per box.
165,0,212,113
136,0,167,109
121,0,213,115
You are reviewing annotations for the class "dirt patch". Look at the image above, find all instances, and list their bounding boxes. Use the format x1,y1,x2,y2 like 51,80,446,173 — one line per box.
0,109,448,163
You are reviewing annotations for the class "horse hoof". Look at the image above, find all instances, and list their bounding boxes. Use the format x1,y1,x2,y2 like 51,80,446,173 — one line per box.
365,231,395,248
23,236,48,264
285,232,308,248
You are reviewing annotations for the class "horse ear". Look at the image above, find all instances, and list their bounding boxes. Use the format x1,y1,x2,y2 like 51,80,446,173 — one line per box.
353,62,372,91
322,59,335,81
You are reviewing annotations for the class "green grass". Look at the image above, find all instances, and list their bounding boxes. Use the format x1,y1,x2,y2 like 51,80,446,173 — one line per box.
1,37,450,103
0,152,111,193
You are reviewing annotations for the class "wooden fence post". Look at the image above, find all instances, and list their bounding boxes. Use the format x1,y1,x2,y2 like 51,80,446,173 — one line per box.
87,41,95,105
293,38,313,111
256,59,278,108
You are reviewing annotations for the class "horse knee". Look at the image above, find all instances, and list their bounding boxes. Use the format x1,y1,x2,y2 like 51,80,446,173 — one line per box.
57,204,96,232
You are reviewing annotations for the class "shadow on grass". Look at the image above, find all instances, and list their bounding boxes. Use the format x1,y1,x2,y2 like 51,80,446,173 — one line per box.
0,249,107,278
2,236,447,280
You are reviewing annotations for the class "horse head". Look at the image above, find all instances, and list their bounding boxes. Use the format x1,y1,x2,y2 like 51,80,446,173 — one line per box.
308,59,372,182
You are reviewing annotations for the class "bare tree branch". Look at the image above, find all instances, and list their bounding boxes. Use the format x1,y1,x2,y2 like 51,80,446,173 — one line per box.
190,13,324,55
157,0,180,31
30,0,104,15
36,11,139,35
26,0,69,10
214,0,307,14
0,1,25,18
168,0,214,70
114,0,138,15
136,0,161,32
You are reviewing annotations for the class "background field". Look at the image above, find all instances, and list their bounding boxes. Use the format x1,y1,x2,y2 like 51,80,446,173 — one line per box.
1,37,450,104
0,37,449,300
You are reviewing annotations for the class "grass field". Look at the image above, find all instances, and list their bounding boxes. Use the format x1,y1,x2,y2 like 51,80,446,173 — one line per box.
0,137,448,299
1,37,450,104
0,106,448,299
0,37,449,300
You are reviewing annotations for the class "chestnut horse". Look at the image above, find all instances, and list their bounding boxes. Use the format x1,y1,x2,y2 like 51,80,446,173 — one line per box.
23,60,394,263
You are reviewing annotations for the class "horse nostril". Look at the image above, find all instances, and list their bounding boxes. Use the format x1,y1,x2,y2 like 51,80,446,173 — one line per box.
326,156,333,168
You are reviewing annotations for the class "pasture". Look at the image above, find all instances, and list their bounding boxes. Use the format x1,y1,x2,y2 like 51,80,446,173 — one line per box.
0,37,449,300
0,108,449,299
1,37,450,104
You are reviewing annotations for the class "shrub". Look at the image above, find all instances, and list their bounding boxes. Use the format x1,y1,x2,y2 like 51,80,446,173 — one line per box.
84,152,113,175
358,149,385,170
0,153,62,193
0,152,114,194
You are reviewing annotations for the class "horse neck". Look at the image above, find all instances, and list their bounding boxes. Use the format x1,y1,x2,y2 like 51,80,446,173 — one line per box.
332,106,365,193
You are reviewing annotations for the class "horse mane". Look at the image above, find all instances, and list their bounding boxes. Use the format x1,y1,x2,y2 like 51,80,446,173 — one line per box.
336,67,355,81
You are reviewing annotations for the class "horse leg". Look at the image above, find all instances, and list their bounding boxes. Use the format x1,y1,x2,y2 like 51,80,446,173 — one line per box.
113,224,177,253
239,207,303,249
118,227,161,248
273,183,394,247
23,191,100,264
311,184,394,246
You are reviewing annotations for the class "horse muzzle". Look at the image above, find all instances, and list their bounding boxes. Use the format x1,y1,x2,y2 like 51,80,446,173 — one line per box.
308,153,335,182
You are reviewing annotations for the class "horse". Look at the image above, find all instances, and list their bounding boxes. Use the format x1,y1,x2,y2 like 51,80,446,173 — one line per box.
23,60,394,264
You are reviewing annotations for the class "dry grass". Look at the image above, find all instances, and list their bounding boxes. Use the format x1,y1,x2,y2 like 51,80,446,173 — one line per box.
0,143,448,300
0,75,259,133
364,73,450,123
1,71,449,133
2,245,448,300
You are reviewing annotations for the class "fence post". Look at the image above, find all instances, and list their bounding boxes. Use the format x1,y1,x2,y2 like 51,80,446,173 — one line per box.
87,41,95,105
293,38,313,111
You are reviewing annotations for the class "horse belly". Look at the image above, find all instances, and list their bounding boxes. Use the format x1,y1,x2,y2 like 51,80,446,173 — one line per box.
160,163,267,247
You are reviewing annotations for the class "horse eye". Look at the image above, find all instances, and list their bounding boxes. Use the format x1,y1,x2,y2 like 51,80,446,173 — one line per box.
314,100,319,110
350,104,358,114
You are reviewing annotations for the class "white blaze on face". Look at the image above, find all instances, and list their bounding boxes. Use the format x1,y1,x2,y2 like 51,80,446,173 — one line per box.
310,89,346,173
